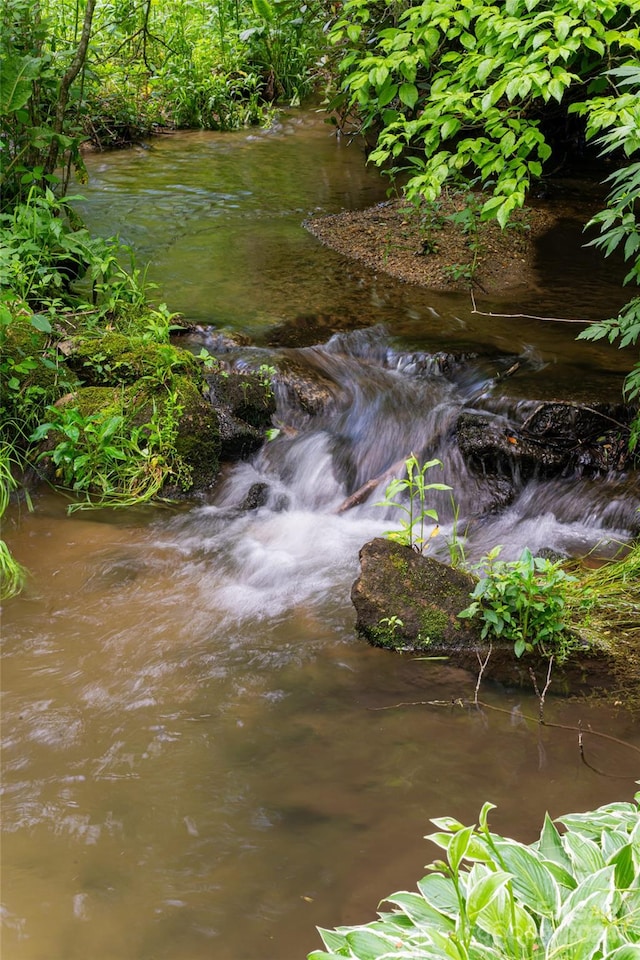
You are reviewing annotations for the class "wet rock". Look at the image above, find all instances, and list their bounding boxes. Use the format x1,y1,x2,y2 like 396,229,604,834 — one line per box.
207,369,275,431
351,538,479,650
274,356,337,418
351,538,627,695
266,312,371,348
239,482,269,511
204,368,276,460
456,411,566,478
519,401,635,473
456,401,638,480
214,407,265,461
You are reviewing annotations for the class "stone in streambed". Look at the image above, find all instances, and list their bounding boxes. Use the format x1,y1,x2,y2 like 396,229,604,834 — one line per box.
351,538,479,651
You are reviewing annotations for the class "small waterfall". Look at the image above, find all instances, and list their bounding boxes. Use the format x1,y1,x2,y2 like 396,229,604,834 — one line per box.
171,327,638,623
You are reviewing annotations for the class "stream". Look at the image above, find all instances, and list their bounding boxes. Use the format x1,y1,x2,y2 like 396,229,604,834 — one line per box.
2,110,639,960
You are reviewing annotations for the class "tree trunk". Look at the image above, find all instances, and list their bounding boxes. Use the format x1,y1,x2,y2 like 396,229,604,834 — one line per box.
45,0,97,177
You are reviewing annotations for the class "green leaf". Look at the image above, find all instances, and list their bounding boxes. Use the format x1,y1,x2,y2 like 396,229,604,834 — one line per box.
417,874,460,918
448,825,475,873
547,890,608,960
345,929,397,959
383,891,455,930
609,843,636,890
398,82,418,109
252,0,274,22
563,831,606,879
538,813,573,870
0,53,40,115
30,313,53,333
316,928,349,953
466,870,512,924
606,947,640,960
495,841,560,917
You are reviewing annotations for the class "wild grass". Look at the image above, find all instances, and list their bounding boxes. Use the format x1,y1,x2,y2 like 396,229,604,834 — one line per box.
565,543,640,650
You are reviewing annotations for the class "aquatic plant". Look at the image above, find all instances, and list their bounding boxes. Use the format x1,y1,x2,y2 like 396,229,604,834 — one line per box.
0,443,28,599
565,544,640,653
376,454,451,554
458,546,580,660
309,793,640,960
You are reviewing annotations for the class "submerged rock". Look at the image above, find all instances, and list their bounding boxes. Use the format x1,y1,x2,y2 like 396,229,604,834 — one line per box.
456,401,637,480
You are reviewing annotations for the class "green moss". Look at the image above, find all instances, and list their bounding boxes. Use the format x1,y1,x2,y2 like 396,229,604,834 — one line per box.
68,333,201,386
171,375,220,489
417,607,450,644
1,316,79,441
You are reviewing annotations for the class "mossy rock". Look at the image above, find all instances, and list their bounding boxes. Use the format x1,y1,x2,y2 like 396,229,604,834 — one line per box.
66,332,202,386
352,538,627,696
1,316,79,429
207,368,276,430
170,376,220,492
35,375,220,495
352,538,479,649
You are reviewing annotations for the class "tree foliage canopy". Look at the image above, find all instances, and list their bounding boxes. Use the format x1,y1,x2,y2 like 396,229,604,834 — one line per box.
330,0,640,225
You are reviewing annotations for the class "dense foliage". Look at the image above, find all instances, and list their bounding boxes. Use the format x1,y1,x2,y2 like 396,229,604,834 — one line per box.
1,0,327,206
309,794,640,960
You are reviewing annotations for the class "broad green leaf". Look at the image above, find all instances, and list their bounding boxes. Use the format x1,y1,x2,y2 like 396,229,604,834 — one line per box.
398,82,418,108
0,53,40,115
547,890,608,960
562,865,617,917
606,947,640,960
30,313,53,333
417,874,460,918
252,0,273,22
474,885,511,940
383,891,454,931
316,928,350,953
466,870,512,924
431,816,466,833
448,825,475,873
563,831,606,879
345,928,398,959
495,841,560,917
610,843,637,890
538,813,572,870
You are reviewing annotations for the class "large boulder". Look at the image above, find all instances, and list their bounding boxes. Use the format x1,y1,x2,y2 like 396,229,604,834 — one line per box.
351,538,479,650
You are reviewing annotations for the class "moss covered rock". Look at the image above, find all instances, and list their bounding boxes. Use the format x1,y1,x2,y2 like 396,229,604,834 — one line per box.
352,538,479,650
66,332,201,386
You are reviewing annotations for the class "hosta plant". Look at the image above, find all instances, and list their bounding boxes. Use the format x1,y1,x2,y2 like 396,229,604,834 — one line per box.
309,793,640,960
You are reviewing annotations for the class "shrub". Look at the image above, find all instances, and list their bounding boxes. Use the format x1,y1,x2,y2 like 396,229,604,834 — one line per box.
309,793,640,960
458,547,580,659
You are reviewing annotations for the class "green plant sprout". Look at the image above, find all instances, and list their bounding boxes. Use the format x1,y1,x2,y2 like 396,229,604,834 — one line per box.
376,454,451,553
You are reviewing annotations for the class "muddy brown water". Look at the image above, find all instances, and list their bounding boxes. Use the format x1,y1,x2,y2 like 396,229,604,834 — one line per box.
2,110,639,960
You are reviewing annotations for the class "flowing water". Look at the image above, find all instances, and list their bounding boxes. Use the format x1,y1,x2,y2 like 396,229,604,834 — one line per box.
2,110,639,960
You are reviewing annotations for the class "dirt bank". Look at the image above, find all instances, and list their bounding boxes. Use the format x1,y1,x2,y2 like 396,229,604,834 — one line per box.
305,195,557,295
